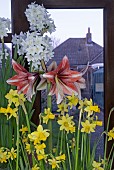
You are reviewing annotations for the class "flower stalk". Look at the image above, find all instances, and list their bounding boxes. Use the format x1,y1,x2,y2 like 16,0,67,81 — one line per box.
47,82,52,152
75,109,82,170
16,115,19,170
104,107,114,169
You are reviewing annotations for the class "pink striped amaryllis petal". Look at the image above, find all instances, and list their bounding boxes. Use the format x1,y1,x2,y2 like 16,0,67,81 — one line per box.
43,56,87,104
6,59,39,102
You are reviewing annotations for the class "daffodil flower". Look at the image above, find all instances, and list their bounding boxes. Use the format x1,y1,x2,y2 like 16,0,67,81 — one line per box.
35,143,46,154
57,114,75,133
28,125,49,145
81,120,96,133
19,125,28,135
42,108,55,124
32,164,40,170
7,148,17,160
5,89,25,107
67,93,79,109
92,161,104,170
37,153,47,161
57,102,68,115
108,127,114,141
48,158,60,169
56,154,66,161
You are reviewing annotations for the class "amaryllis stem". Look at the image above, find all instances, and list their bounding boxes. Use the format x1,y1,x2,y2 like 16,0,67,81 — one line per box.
47,82,52,152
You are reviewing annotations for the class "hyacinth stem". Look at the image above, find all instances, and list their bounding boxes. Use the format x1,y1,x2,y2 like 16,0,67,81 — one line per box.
16,115,19,170
47,82,52,153
75,109,82,170
1,39,5,79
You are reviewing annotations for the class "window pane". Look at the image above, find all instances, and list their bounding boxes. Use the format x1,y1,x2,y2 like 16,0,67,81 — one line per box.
0,0,11,19
41,9,104,159
0,0,11,33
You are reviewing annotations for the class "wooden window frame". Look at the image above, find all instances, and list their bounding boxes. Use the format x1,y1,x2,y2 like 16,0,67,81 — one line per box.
3,0,114,158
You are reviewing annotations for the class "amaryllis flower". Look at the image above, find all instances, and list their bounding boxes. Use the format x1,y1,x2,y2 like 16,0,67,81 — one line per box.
7,59,39,101
43,56,88,104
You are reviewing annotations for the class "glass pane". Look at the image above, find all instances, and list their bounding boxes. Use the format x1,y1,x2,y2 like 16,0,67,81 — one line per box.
0,0,11,19
0,0,11,33
41,9,104,159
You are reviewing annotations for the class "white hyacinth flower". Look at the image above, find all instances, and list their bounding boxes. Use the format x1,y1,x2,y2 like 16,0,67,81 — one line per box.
0,17,11,39
12,32,27,55
25,2,56,34
21,32,54,69
0,49,10,62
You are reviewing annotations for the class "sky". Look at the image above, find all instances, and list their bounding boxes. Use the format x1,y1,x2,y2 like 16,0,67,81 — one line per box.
0,0,103,47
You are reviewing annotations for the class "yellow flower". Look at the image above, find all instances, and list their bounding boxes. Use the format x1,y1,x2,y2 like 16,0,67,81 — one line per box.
25,143,31,154
57,102,68,114
35,143,46,154
94,121,103,126
92,161,104,170
32,164,40,170
0,148,8,163
20,125,28,134
22,137,28,143
5,89,25,107
57,114,75,133
0,107,7,113
84,99,100,117
6,106,18,119
28,125,49,145
48,158,60,169
81,120,96,133
52,148,57,153
56,154,65,161
8,147,17,160
69,138,75,150
0,106,18,119
85,105,100,117
67,93,78,109
108,127,114,141
37,153,47,161
78,98,88,110
42,108,55,124
84,98,93,106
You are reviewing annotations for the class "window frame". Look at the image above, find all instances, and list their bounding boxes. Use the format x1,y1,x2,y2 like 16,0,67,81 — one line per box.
7,0,114,159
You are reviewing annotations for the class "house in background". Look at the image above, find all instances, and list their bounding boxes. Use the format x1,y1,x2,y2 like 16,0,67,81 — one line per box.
42,28,104,111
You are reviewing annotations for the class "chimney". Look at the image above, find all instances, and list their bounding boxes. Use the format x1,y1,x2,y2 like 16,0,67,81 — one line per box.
86,27,92,44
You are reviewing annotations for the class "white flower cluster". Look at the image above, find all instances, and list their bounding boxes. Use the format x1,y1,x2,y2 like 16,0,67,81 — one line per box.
0,49,9,61
11,2,55,70
0,17,11,39
12,32,27,55
25,2,56,34
21,31,54,69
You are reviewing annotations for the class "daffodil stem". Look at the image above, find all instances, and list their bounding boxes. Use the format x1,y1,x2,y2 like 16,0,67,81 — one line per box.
66,134,72,170
40,160,45,170
104,107,114,169
21,102,31,133
16,115,19,170
47,82,52,152
60,130,64,153
21,102,36,166
75,110,82,170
